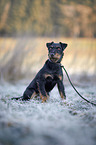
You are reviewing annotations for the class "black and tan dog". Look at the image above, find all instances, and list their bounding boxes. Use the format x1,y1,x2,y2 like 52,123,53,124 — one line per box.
12,42,68,102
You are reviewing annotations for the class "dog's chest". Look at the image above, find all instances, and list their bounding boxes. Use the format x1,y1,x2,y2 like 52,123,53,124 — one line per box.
44,73,62,82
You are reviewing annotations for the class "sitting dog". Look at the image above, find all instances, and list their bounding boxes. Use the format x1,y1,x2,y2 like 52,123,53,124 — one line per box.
12,42,67,102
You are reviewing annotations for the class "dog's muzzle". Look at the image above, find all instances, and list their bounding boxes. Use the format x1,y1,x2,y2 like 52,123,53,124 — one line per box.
50,53,55,57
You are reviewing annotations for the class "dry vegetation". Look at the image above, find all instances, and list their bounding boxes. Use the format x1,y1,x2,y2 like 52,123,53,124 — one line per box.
0,0,96,37
0,37,96,81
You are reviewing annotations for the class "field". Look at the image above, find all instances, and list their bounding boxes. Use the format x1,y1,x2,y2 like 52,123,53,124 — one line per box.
0,79,96,145
0,37,96,145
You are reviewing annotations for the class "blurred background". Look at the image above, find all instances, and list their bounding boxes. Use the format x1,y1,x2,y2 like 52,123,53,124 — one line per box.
0,2,96,145
0,0,96,82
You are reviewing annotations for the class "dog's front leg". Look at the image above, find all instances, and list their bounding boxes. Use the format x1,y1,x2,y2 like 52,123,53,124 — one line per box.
37,81,49,102
57,80,66,99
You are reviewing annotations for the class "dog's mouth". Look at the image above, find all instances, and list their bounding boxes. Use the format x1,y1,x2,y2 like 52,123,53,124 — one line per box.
49,57,58,62
48,53,61,63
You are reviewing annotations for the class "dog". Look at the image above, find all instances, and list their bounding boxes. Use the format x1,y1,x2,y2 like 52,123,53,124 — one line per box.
12,42,68,102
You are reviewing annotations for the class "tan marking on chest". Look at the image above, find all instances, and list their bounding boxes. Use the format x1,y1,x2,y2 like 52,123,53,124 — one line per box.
44,74,53,79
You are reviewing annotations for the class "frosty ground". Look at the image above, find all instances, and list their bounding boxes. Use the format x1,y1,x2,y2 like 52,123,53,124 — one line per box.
0,76,96,145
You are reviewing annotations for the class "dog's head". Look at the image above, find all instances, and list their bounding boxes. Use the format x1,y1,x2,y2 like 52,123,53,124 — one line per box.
46,42,68,63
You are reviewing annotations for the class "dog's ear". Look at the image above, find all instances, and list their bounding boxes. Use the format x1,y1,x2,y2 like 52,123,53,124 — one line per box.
59,42,68,51
46,41,54,48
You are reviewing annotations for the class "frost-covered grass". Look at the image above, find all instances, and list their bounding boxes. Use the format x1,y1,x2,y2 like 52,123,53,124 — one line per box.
0,79,96,145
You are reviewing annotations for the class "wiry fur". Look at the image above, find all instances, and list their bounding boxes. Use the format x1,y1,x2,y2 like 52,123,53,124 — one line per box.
12,42,68,102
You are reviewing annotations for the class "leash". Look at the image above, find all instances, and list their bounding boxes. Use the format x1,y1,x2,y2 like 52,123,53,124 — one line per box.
61,65,96,106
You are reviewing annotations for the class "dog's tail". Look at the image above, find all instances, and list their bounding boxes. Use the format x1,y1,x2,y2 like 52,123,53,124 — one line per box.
11,96,22,100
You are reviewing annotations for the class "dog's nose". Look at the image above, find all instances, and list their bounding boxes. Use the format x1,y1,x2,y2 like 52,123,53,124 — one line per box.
51,53,54,57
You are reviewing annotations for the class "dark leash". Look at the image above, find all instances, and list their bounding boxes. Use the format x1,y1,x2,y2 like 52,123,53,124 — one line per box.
61,65,96,106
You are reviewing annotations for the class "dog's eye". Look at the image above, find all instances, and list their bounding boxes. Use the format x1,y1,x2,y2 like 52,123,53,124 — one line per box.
50,47,53,50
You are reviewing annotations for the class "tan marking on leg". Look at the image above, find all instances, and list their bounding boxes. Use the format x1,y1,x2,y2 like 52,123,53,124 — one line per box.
30,92,37,99
57,75,62,81
37,82,49,102
41,96,47,103
60,92,66,99
39,91,47,103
